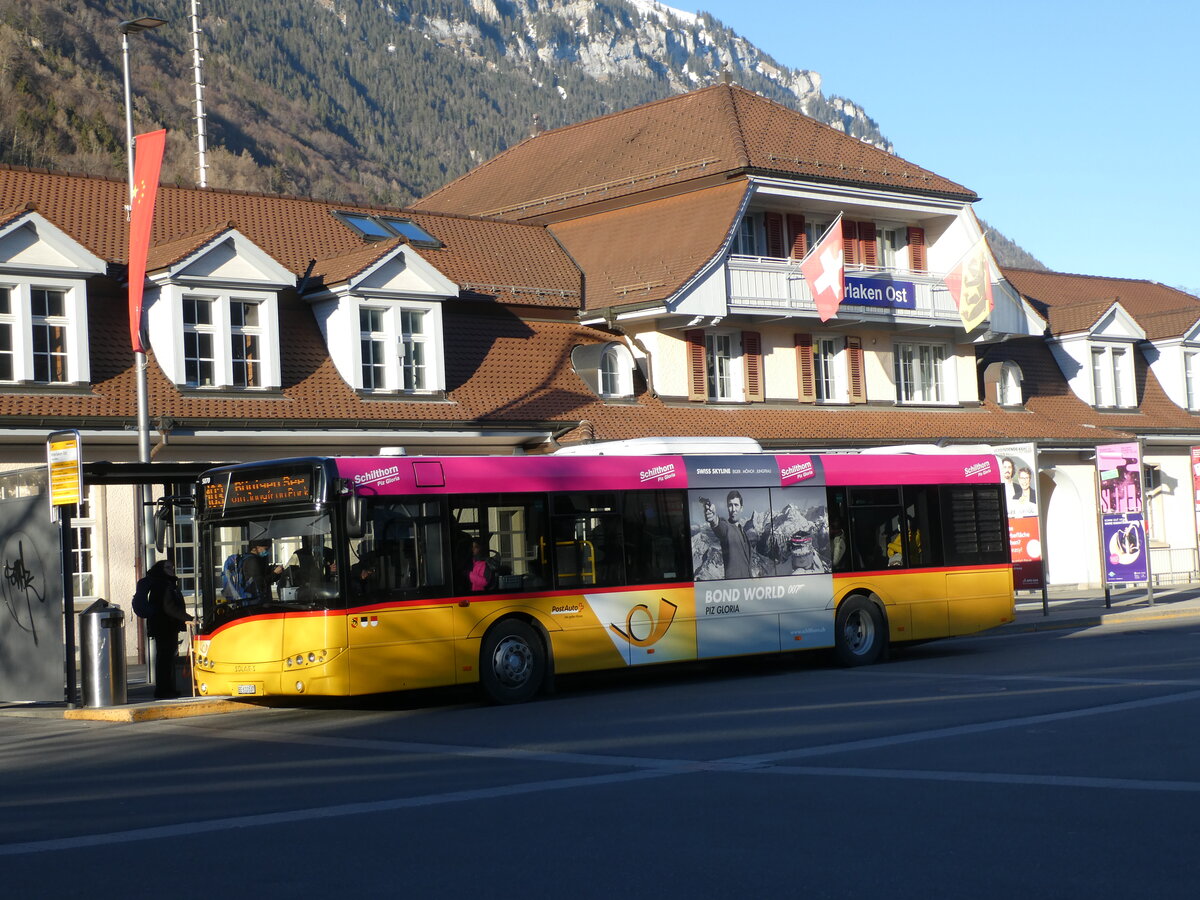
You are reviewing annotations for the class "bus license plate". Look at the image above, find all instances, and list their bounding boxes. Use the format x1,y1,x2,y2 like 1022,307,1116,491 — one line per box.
237,684,258,695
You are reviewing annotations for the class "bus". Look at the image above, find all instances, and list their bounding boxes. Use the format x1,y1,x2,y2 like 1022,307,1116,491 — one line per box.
191,451,1013,703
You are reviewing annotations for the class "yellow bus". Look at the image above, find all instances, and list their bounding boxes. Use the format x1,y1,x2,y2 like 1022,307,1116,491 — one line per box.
192,451,1013,703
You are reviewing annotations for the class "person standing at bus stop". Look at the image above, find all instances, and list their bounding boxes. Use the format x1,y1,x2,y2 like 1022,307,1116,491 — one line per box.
140,560,192,699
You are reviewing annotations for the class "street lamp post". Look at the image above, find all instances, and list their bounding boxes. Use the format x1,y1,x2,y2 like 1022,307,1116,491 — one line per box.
120,16,166,574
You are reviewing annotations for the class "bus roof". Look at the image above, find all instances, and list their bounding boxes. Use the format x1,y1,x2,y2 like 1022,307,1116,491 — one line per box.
330,452,998,494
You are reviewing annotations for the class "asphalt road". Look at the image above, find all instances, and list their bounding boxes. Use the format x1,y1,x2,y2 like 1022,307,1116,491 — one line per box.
4,619,1200,898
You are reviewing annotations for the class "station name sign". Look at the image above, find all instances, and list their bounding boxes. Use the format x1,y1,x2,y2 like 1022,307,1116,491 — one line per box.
843,276,917,310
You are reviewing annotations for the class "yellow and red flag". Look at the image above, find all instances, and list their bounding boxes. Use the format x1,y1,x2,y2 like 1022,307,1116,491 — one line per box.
945,236,995,333
799,215,845,322
128,129,167,354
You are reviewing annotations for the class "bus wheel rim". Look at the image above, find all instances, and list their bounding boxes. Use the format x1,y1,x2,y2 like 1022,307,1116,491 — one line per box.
845,609,874,655
493,636,534,686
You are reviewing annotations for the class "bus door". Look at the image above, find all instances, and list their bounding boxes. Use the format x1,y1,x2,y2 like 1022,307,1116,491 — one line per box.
345,497,456,693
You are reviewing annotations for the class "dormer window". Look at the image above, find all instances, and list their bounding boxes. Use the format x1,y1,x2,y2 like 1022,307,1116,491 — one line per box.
335,211,442,248
0,280,90,386
984,360,1024,407
570,341,636,400
1091,344,1134,408
173,291,277,389
355,300,442,394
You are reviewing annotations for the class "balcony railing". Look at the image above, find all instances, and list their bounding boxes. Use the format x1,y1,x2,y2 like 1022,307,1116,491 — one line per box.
727,255,964,324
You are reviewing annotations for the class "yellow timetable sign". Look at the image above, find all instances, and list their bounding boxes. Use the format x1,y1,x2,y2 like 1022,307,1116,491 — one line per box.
46,430,82,507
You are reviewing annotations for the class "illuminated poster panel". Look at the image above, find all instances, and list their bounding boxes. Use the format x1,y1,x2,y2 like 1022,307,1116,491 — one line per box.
993,443,1043,590
1096,442,1147,585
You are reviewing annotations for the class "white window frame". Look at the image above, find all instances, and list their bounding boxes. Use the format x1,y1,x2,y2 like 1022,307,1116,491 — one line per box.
72,488,97,599
598,344,635,399
230,298,266,388
997,362,1022,406
894,340,951,405
705,331,744,401
153,286,281,390
0,276,90,385
352,297,445,395
1090,342,1135,408
1186,351,1200,411
813,336,845,402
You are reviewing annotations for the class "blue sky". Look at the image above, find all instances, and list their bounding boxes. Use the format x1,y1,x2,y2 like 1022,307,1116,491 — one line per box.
689,0,1199,295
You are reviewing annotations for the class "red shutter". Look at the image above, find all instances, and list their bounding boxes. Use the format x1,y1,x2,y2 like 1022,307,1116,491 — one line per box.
858,221,877,267
764,213,785,258
787,214,807,259
846,336,866,404
907,226,926,272
686,329,707,401
842,220,858,267
795,334,816,402
742,331,764,402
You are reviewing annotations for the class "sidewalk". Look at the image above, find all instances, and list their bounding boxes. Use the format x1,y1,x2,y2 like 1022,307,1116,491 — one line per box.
7,582,1200,721
1006,581,1200,633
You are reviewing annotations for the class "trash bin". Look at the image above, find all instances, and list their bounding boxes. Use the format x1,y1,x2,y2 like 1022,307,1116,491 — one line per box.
79,599,128,707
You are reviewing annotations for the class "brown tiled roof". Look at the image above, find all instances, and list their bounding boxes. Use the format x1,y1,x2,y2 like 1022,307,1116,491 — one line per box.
550,181,747,312
309,237,406,289
1004,267,1200,336
145,223,238,273
0,166,581,306
415,83,975,222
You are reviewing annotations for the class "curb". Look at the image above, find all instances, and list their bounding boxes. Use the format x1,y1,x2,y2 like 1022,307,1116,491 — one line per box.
1001,604,1200,635
61,698,262,722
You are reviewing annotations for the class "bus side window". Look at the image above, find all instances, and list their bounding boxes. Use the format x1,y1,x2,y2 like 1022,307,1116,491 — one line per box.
551,493,624,589
362,497,448,598
450,494,550,595
827,489,849,572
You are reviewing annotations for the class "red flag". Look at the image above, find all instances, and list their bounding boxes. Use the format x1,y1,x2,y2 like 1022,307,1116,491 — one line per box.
128,129,167,354
945,236,994,333
799,217,845,322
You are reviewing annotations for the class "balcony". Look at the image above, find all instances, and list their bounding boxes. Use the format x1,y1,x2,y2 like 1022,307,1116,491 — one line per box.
727,255,968,327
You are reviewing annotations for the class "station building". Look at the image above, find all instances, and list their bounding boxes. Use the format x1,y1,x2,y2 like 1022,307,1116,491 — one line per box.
2,83,1198,662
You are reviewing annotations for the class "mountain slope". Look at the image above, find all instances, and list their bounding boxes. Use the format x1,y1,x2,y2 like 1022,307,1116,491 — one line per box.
0,0,1042,267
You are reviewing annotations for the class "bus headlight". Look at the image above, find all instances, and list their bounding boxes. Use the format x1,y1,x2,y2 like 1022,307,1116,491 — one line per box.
295,681,305,693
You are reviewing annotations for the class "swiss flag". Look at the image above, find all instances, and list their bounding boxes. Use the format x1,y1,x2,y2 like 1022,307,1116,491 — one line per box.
127,129,167,354
799,217,845,322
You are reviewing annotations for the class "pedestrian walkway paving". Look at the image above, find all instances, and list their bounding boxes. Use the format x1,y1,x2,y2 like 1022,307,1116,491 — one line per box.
7,582,1200,721
1007,582,1200,633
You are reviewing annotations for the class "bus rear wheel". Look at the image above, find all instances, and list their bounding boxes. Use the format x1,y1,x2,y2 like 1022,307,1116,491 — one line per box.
480,620,545,704
834,596,885,666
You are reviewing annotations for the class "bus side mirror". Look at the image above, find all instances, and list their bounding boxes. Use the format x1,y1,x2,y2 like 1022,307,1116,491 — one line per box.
154,503,170,553
346,491,363,538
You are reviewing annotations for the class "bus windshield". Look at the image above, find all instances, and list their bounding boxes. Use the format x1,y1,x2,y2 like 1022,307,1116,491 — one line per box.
205,510,336,625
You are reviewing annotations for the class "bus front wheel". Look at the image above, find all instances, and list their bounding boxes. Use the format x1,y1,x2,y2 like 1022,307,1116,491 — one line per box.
834,596,885,666
480,620,546,704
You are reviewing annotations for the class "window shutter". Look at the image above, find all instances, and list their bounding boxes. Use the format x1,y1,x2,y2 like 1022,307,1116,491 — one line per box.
787,214,807,259
686,329,707,401
764,213,785,258
846,336,866,404
742,331,764,402
858,222,877,267
842,220,859,267
795,333,816,402
907,226,926,272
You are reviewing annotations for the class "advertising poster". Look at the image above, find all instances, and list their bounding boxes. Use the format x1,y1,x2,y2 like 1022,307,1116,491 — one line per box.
993,443,1043,590
1191,446,1200,539
1096,442,1147,585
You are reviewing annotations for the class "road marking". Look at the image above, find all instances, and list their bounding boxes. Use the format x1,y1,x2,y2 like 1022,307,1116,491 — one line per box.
6,686,1200,856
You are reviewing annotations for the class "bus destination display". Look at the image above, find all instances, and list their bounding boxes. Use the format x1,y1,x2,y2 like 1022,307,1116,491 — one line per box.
202,468,315,511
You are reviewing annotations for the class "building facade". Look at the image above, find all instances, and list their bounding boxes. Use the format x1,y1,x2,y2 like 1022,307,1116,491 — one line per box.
3,84,1200,665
